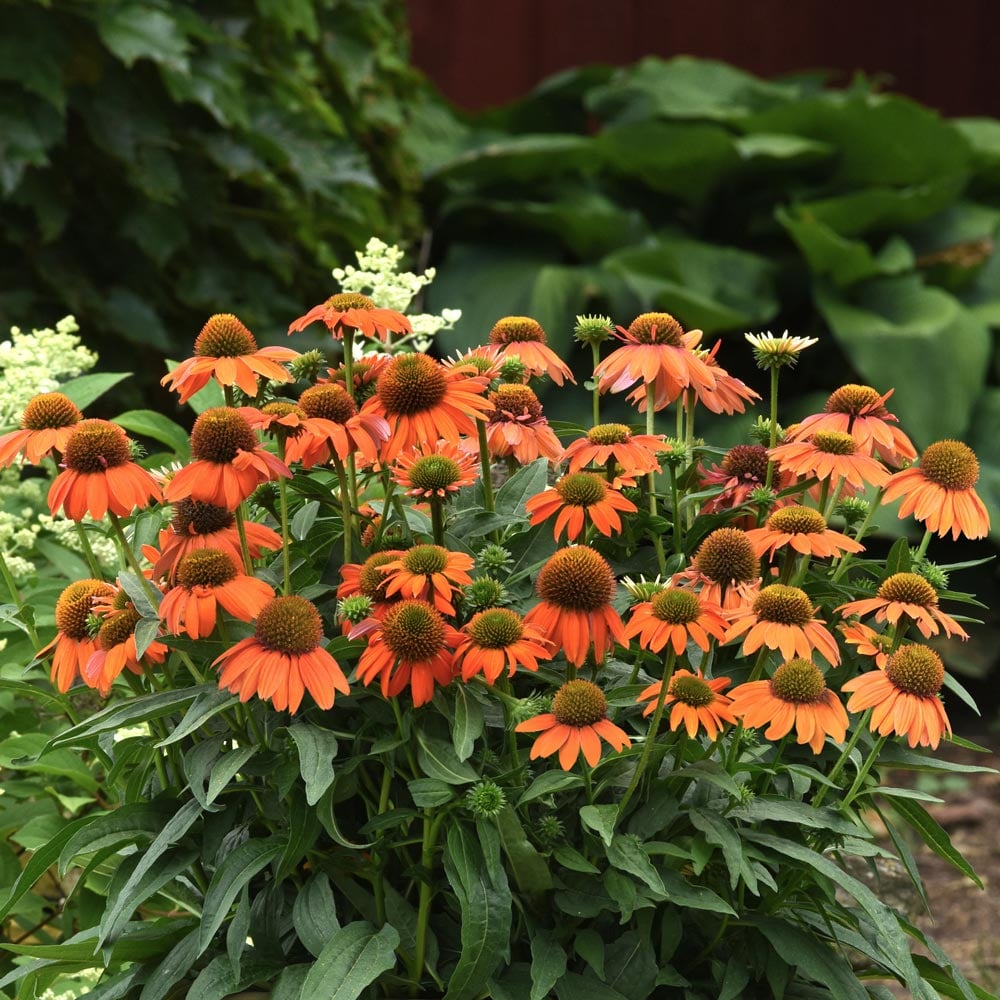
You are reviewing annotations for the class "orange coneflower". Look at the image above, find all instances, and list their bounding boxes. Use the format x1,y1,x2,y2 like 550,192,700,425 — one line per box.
594,312,716,412
0,393,82,467
379,545,474,616
243,401,307,440
39,579,116,693
770,431,890,492
525,472,637,541
325,354,390,403
842,645,951,749
48,420,162,521
698,445,794,518
488,316,575,386
283,383,390,468
729,658,849,753
146,499,282,583
159,548,274,639
725,584,841,667
515,679,631,770
673,527,762,613
561,423,664,478
288,292,411,343
840,622,892,670
214,595,349,713
674,342,760,415
86,589,167,697
745,506,864,562
163,408,290,510
478,383,563,466
444,345,504,382
161,314,298,404
361,354,493,463
625,588,729,656
882,440,989,541
355,599,462,707
523,546,626,666
337,549,406,616
455,608,552,683
636,669,736,740
835,572,967,640
393,441,478,499
786,384,916,467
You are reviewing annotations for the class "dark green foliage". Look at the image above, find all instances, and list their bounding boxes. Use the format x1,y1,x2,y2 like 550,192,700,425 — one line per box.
0,0,425,396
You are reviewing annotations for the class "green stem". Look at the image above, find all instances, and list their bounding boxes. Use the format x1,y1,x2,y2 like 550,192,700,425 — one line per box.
841,735,888,810
684,388,696,454
108,512,160,608
914,527,933,561
373,472,396,549
74,522,105,579
667,463,681,559
812,708,871,809
831,487,886,583
410,809,438,994
476,420,496,516
618,648,677,819
646,384,667,573
276,440,292,594
332,456,354,566
591,342,601,425
233,504,254,575
373,764,393,927
499,675,523,786
822,476,846,522
763,366,780,493
0,548,39,648
430,496,445,547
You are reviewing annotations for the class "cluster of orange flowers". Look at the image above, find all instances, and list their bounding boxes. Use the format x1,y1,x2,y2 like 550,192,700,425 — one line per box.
2,296,989,770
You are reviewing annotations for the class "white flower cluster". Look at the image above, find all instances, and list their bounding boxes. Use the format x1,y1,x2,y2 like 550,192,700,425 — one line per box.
0,469,45,582
37,968,102,1000
0,316,97,425
38,513,119,572
333,237,462,353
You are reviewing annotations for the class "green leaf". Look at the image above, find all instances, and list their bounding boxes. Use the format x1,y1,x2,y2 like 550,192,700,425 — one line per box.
156,688,239,747
530,931,567,1000
443,826,512,1000
604,930,658,1000
884,537,913,576
300,921,399,1000
452,685,484,762
138,927,201,1000
518,769,583,805
606,834,666,896
751,915,868,1000
495,458,550,518
97,4,190,72
579,804,619,847
408,778,455,808
888,797,983,888
659,868,735,916
114,409,190,459
416,732,479,785
292,873,340,959
496,805,552,894
57,372,131,410
288,723,339,806
291,500,320,541
816,275,990,445
689,808,755,894
198,837,285,955
59,802,175,875
553,845,600,875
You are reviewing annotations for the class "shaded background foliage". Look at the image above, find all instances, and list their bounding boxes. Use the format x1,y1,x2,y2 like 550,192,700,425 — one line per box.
0,0,428,405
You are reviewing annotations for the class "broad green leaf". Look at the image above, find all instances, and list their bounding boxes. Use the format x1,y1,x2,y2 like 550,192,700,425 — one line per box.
197,837,285,955
408,778,455,808
300,921,399,1000
57,372,131,410
442,826,512,1000
659,868,735,916
606,834,666,896
751,915,867,1000
579,804,618,847
185,955,285,1000
292,873,340,958
97,4,190,72
416,732,478,785
289,723,339,805
884,537,913,577
138,928,201,1000
206,745,257,805
689,808,755,894
156,688,239,747
114,409,190,459
888,797,983,888
452,685,484,762
426,133,595,185
59,802,175,875
604,931,658,1000
496,806,552,894
554,972,629,1000
816,274,990,445
530,931,567,1000
495,458,550,518
291,500,320,541
519,769,583,805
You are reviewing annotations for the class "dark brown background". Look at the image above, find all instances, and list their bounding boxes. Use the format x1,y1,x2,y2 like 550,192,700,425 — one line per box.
407,0,1000,117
